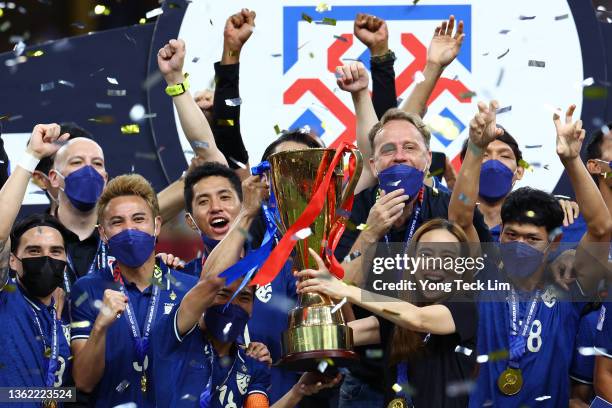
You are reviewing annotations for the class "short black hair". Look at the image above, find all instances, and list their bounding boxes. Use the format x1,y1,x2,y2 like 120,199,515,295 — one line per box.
34,122,92,175
261,130,324,162
501,187,564,234
460,125,522,164
10,213,70,253
585,123,612,162
184,162,242,213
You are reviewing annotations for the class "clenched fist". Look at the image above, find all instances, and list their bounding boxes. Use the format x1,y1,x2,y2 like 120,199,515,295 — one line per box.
157,39,186,86
223,8,256,62
26,124,70,160
354,13,388,56
94,289,128,330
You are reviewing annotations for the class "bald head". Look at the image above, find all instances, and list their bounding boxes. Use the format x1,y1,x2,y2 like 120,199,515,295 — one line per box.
53,137,105,172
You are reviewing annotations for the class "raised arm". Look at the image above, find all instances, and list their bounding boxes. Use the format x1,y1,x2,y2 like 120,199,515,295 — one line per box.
336,62,378,193
553,105,612,293
401,15,465,117
174,175,268,335
158,39,227,165
448,101,502,242
0,124,68,243
211,9,256,181
353,13,397,119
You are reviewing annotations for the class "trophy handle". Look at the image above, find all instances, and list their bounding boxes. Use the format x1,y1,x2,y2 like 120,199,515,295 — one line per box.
337,147,363,218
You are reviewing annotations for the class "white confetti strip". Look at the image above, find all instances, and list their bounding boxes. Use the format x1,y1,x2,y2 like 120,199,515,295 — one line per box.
107,77,119,85
331,297,347,313
145,7,163,19
292,227,312,240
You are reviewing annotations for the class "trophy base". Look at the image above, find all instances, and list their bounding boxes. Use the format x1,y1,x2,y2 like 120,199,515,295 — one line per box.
278,349,359,372
278,323,357,372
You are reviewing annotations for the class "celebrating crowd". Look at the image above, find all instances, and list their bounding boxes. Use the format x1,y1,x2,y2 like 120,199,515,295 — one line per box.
0,7,610,408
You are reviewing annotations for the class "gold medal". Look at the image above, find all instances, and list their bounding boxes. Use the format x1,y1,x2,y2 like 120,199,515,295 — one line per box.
497,367,523,395
141,373,147,393
387,397,408,408
42,399,57,408
169,291,177,301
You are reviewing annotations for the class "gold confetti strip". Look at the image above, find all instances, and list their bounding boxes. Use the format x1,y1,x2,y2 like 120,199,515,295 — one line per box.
120,124,140,134
93,4,111,15
460,91,477,99
302,13,313,23
274,124,281,134
316,2,331,12
518,159,531,169
356,223,369,231
139,18,146,24
321,17,337,26
88,115,115,124
526,210,536,218
26,50,44,57
217,119,235,127
391,383,402,393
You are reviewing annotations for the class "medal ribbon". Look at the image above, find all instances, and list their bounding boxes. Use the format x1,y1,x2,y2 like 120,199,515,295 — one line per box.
113,267,161,363
199,342,238,408
31,307,59,387
395,362,413,407
507,288,541,368
252,143,357,286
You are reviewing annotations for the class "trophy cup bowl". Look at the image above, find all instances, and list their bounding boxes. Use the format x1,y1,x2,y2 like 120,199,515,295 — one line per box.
267,147,363,372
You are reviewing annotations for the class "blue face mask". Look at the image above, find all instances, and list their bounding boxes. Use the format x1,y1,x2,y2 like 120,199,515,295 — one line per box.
60,165,105,211
479,160,514,203
204,303,249,343
107,228,156,268
378,164,424,200
500,241,546,279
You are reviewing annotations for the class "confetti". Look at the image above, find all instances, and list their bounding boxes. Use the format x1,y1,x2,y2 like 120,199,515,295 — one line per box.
496,68,505,87
115,380,130,393
333,35,348,42
139,18,146,25
525,210,536,218
58,80,74,88
26,50,44,57
499,29,511,34
2,284,16,292
129,104,146,122
579,347,608,356
518,159,531,170
145,7,163,19
496,106,512,115
446,380,476,397
382,308,400,316
120,124,140,134
308,52,315,58
292,227,313,240
135,152,157,160
459,91,476,99
331,297,347,313
107,77,119,85
582,77,595,87
217,119,235,127
476,354,489,363
88,116,115,124
96,103,112,109
535,396,551,402
356,224,369,231
74,292,89,307
321,17,337,26
525,144,542,149
528,60,546,68
391,383,402,393
193,141,210,150
302,13,313,23
141,71,163,90
554,14,569,21
229,157,247,169
497,48,510,59
192,57,200,63
0,21,11,32
40,82,55,92
365,349,383,359
71,321,91,329
316,3,331,12
274,124,281,134
583,86,607,100
454,346,474,357
222,322,232,336
317,360,329,373
413,71,425,84
519,15,536,20
271,53,282,58
107,89,126,96
13,41,26,57
181,394,198,401
225,97,242,107
343,251,362,263
7,115,22,122
94,5,110,15
71,22,85,29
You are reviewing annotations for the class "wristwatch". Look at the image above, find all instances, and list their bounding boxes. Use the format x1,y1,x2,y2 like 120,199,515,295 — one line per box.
370,50,396,64
165,73,190,97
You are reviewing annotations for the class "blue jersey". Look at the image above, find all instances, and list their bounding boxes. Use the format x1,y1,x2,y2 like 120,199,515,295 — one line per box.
248,260,300,404
595,302,611,359
70,263,197,407
470,268,586,407
153,308,271,407
0,281,72,407
571,309,600,384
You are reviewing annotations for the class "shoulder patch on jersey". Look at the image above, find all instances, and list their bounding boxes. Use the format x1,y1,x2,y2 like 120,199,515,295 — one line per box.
542,287,558,308
255,284,272,303
236,372,251,395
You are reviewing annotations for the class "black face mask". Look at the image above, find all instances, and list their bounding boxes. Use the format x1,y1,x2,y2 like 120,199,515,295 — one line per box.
18,256,66,298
